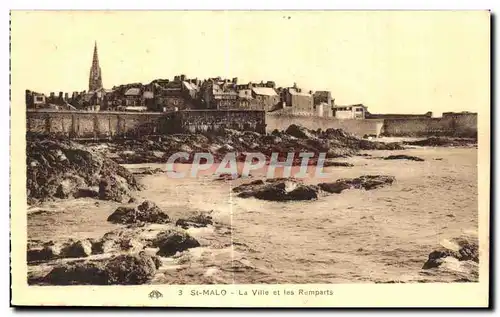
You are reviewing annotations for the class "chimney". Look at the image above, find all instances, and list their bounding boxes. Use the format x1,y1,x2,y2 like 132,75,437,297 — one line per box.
232,77,238,84
64,92,69,101
180,74,186,81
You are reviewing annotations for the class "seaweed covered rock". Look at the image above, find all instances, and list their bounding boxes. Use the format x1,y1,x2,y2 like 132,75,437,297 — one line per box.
61,239,93,258
43,261,108,285
234,178,319,202
107,200,170,224
404,137,477,147
43,253,161,285
322,161,354,167
384,155,425,162
98,174,133,203
91,228,147,255
26,134,141,205
319,175,396,194
104,253,158,285
27,245,61,263
55,175,86,199
285,124,317,139
27,240,92,262
153,228,201,256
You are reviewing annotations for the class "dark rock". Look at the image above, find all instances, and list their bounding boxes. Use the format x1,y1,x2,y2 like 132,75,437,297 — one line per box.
55,176,86,199
152,255,162,269
98,175,132,203
232,179,265,193
26,134,141,205
74,187,99,198
215,173,241,181
404,137,477,147
44,261,108,285
286,185,319,201
318,182,353,194
319,175,396,193
323,161,354,167
422,249,460,269
92,228,145,254
27,247,56,263
107,200,170,224
135,168,164,175
43,253,159,285
384,155,425,162
61,239,93,258
153,228,201,256
285,124,316,139
176,212,213,229
104,253,157,285
422,235,479,270
236,179,318,202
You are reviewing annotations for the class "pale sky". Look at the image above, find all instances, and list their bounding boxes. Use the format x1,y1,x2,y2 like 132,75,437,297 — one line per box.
11,11,490,115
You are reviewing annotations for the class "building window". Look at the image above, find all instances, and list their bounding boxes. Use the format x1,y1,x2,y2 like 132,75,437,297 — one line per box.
355,107,364,112
35,96,44,102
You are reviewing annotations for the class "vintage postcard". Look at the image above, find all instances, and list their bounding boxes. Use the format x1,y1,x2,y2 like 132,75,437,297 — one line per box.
10,10,490,307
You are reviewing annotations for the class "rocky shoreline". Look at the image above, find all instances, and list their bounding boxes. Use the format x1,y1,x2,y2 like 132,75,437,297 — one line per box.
26,125,479,285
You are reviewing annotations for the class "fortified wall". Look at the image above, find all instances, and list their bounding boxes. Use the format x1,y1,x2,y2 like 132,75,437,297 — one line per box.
382,112,477,138
27,109,478,140
266,112,384,137
26,109,266,139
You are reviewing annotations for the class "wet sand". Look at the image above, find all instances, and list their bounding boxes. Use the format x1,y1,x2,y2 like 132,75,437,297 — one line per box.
28,146,478,284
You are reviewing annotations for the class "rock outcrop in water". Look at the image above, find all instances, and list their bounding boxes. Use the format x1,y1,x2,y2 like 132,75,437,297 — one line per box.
233,178,319,201
28,239,94,263
233,175,396,201
176,212,214,229
29,221,202,285
404,137,477,147
383,155,425,162
107,200,170,224
153,228,201,256
26,133,141,205
43,252,161,285
422,234,479,269
318,175,396,193
420,234,479,282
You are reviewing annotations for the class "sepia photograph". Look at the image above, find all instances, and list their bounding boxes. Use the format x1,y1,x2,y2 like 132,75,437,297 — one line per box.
10,10,490,307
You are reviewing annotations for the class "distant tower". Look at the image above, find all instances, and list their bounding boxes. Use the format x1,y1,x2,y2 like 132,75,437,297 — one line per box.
88,41,103,92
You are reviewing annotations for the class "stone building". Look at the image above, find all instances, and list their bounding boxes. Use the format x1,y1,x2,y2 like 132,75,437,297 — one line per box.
280,84,314,114
313,90,332,106
25,90,46,109
333,104,368,119
124,87,143,107
251,86,280,111
151,75,200,111
200,77,239,110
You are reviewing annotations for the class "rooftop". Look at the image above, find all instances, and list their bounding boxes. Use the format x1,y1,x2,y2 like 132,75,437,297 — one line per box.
252,87,277,96
124,88,141,96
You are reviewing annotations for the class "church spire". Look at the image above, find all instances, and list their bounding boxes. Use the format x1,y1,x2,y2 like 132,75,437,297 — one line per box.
89,41,103,92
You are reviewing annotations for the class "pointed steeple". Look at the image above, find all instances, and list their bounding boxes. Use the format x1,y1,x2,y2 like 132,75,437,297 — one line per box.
89,41,103,92
92,41,99,66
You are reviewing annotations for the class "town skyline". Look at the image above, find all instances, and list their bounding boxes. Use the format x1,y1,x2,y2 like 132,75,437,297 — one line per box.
12,11,489,115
